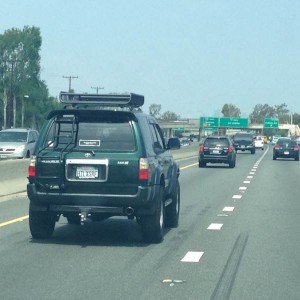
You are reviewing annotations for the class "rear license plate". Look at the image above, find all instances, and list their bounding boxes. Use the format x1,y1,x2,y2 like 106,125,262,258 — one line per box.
284,151,289,155
76,166,98,179
212,150,220,154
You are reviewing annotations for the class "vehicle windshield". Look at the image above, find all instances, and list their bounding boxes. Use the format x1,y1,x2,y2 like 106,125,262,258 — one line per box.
0,132,27,142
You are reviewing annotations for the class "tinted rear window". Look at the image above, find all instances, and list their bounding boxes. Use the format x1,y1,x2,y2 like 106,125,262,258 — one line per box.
234,134,253,140
44,119,136,151
277,139,295,146
204,138,229,147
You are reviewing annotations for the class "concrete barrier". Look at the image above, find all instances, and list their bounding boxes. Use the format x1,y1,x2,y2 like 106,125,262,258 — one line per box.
0,159,30,196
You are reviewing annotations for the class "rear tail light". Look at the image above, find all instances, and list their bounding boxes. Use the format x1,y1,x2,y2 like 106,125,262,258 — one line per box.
228,146,233,153
199,145,204,152
28,156,36,177
274,145,280,149
139,158,150,180
294,145,299,151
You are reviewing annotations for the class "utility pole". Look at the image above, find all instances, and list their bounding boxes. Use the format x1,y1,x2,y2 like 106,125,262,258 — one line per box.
91,86,104,94
63,75,78,92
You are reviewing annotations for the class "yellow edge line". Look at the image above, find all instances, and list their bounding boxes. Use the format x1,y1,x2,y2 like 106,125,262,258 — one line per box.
0,215,29,228
180,162,198,170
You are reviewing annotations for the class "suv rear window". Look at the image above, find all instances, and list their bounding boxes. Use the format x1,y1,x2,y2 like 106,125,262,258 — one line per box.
44,120,136,151
204,138,229,147
234,134,253,140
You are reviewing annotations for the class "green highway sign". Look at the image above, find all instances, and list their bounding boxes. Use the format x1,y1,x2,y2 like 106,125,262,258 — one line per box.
264,118,279,128
200,117,219,128
203,127,218,131
219,117,248,128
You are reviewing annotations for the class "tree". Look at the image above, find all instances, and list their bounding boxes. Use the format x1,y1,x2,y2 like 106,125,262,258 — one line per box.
221,104,241,117
161,111,179,121
149,103,161,119
249,104,276,124
275,103,290,124
0,26,48,129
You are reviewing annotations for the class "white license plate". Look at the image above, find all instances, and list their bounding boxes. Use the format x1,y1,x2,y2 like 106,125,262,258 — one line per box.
241,145,245,148
212,150,220,154
76,167,98,179
284,151,289,155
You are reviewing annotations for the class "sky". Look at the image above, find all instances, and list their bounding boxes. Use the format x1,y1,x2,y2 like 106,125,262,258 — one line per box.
1,0,300,118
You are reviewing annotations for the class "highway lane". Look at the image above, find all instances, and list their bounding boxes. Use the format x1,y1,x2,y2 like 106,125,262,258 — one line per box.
1,145,300,299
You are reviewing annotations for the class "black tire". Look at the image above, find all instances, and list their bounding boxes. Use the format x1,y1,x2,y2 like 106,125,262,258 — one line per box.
29,205,56,239
141,186,164,243
229,160,236,168
199,160,206,168
165,181,180,228
295,155,299,161
251,149,255,154
273,155,277,160
66,214,81,224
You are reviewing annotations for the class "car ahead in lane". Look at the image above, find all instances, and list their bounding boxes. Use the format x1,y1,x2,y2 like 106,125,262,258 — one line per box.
199,135,236,168
27,92,181,243
0,128,39,159
273,137,299,161
254,135,264,150
232,132,255,154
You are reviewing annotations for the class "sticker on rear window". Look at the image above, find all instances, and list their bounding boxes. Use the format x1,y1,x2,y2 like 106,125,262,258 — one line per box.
79,140,101,147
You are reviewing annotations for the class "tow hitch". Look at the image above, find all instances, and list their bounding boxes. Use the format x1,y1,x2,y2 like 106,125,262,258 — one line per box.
79,211,91,225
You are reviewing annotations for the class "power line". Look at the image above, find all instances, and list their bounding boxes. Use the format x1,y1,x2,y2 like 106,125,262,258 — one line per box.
63,75,78,92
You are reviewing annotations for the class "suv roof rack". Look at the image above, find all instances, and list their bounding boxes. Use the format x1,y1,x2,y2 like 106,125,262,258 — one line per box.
59,92,144,109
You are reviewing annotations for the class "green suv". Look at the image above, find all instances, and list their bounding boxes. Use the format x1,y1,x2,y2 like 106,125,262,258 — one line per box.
27,92,180,243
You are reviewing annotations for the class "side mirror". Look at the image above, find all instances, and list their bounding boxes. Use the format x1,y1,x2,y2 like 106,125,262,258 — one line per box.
167,137,181,150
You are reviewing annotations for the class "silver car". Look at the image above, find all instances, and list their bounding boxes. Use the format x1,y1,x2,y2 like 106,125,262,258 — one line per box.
0,128,39,159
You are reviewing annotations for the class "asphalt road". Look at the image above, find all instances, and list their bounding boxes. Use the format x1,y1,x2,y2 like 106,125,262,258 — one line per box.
1,144,300,300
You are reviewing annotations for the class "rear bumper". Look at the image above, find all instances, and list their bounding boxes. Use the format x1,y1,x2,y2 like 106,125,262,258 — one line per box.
27,183,157,216
199,154,234,164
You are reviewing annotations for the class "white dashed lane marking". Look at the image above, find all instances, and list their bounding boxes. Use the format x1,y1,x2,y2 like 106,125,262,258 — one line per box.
207,223,223,230
243,180,251,183
232,195,242,199
181,251,204,263
223,206,235,212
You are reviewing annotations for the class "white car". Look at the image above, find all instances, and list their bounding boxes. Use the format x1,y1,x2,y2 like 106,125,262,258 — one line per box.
271,135,281,144
254,136,264,150
0,128,39,159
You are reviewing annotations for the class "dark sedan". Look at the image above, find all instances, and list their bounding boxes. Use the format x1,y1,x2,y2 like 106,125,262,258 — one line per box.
273,138,299,161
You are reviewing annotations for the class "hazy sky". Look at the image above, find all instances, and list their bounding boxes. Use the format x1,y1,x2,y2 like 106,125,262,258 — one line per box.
1,0,300,118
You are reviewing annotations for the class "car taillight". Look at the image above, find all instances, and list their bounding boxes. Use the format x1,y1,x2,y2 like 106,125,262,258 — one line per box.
199,145,204,152
228,146,233,153
28,157,36,177
274,145,280,149
294,145,299,151
139,158,150,180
